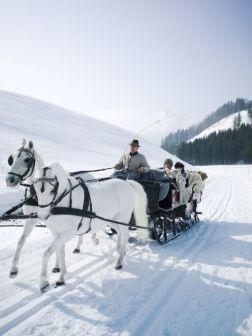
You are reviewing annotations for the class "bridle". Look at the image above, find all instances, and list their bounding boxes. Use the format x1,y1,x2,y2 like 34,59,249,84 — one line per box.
8,147,36,181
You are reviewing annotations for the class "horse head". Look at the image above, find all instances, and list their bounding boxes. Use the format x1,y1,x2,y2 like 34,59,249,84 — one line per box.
33,162,69,220
6,139,36,187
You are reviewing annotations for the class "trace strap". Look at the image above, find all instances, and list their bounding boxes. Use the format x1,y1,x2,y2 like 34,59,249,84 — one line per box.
1,195,37,217
0,213,38,222
48,179,151,231
50,207,152,230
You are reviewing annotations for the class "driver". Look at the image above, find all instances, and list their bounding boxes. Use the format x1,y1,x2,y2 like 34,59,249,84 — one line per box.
112,139,150,180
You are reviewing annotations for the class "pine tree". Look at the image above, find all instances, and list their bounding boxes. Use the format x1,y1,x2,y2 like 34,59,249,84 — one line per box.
173,125,252,165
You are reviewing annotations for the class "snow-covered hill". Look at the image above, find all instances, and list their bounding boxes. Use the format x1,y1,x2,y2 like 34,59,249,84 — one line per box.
1,91,252,336
0,90,179,171
189,110,251,142
0,90,187,213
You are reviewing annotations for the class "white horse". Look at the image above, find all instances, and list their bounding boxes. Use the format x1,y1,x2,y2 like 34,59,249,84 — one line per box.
6,139,93,278
33,162,148,292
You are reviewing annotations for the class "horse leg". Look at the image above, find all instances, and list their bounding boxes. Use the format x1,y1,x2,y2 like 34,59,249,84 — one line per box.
73,233,99,254
52,249,61,273
73,235,83,253
50,231,60,272
40,231,71,293
115,225,129,270
10,219,36,278
91,233,99,245
55,245,66,287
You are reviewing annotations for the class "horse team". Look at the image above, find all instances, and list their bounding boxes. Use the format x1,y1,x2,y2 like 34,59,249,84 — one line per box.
5,139,206,292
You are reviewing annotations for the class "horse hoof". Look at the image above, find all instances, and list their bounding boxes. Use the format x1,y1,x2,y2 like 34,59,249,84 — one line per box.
115,265,123,270
73,248,80,253
40,282,49,293
128,237,137,244
55,281,65,288
52,267,60,273
9,268,18,278
104,226,117,236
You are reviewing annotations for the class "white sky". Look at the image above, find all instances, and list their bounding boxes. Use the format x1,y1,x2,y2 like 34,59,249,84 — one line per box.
0,0,251,144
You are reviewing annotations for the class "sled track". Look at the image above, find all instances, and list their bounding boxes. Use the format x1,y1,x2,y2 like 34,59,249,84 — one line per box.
1,171,244,336
126,175,234,336
0,239,139,335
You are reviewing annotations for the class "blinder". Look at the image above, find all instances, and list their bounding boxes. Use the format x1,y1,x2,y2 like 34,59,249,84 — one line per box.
8,155,13,166
24,156,34,168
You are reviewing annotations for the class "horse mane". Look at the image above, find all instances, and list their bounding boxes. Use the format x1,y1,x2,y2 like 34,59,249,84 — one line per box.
48,162,69,186
33,149,45,170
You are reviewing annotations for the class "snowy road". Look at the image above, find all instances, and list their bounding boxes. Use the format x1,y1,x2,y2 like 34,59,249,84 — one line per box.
0,165,252,336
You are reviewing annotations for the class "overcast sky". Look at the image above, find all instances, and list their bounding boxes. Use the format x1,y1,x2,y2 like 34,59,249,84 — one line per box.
0,0,251,143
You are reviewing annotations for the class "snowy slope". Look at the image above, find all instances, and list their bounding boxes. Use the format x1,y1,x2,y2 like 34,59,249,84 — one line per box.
189,110,251,142
1,91,252,336
0,90,180,171
0,90,186,213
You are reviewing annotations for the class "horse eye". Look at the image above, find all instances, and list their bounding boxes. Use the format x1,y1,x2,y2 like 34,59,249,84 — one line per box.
8,155,13,166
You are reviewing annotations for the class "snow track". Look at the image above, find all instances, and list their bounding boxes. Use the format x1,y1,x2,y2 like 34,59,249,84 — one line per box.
1,165,252,336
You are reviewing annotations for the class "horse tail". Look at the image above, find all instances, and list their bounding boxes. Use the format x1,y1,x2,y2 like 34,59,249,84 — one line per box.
127,180,148,244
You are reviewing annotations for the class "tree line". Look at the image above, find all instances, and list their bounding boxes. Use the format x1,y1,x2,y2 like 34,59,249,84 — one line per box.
176,124,252,165
161,98,252,152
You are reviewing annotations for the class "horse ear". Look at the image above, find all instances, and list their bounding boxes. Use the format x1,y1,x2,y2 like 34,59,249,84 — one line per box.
22,138,26,146
8,155,13,166
28,140,34,149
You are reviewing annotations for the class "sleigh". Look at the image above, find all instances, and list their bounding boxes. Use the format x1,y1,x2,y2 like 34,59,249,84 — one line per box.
135,180,202,244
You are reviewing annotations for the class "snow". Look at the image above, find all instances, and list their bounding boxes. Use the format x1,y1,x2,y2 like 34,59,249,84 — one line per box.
0,90,187,213
188,110,251,142
0,91,252,335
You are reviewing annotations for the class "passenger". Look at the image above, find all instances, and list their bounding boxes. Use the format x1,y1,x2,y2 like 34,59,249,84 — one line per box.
163,158,173,174
112,139,150,180
173,162,206,203
163,158,178,179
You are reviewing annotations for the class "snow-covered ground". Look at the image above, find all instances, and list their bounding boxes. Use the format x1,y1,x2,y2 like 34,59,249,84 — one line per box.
189,110,251,143
1,92,252,335
1,165,252,336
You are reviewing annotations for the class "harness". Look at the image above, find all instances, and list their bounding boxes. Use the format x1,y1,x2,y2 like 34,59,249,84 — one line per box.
34,174,150,232
34,173,93,234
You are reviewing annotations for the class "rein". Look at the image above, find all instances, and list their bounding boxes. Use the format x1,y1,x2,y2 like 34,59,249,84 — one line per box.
69,167,113,176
